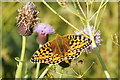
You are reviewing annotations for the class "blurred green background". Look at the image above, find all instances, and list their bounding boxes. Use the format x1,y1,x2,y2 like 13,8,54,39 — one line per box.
1,2,118,78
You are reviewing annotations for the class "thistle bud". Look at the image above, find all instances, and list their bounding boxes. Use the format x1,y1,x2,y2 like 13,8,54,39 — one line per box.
34,23,55,44
16,2,39,36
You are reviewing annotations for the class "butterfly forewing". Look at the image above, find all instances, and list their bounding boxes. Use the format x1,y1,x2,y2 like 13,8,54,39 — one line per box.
63,35,92,60
30,34,92,64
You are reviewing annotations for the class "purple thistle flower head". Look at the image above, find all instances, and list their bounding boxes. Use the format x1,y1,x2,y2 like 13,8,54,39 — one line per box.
75,26,102,53
34,23,55,44
34,23,55,35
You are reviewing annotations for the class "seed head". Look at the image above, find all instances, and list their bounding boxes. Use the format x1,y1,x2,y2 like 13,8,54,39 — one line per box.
16,2,39,36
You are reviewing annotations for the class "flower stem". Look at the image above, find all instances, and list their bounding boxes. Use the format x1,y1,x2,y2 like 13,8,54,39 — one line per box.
87,23,111,79
86,21,111,79
39,64,53,78
78,62,95,78
35,44,42,78
94,0,104,29
42,0,78,31
35,63,40,78
15,36,26,78
42,0,89,38
72,0,85,27
94,48,111,80
77,0,86,18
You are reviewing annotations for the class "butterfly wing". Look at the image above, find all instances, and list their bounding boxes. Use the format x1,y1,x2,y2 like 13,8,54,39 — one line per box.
31,39,65,64
63,35,92,60
30,41,54,63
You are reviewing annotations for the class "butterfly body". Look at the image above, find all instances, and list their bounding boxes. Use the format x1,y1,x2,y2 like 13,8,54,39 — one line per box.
31,34,92,64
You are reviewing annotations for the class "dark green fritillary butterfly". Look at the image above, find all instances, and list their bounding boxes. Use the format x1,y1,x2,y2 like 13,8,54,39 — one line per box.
31,34,92,65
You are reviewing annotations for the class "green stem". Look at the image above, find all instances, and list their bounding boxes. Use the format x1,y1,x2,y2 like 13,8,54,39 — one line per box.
96,5,106,30
78,62,95,78
86,2,89,18
42,0,78,31
72,0,86,27
86,22,111,79
73,1,86,27
94,48,111,80
89,1,93,18
39,64,53,78
85,0,110,79
35,63,40,78
15,36,26,78
94,0,104,29
77,0,86,18
90,0,109,25
42,0,89,38
66,6,85,21
35,44,42,78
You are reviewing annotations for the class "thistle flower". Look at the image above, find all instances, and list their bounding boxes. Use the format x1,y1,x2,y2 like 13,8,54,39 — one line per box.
34,23,55,44
74,26,102,53
16,2,39,36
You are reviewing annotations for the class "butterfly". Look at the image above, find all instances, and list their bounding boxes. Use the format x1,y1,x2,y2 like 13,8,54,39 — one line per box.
30,34,92,66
